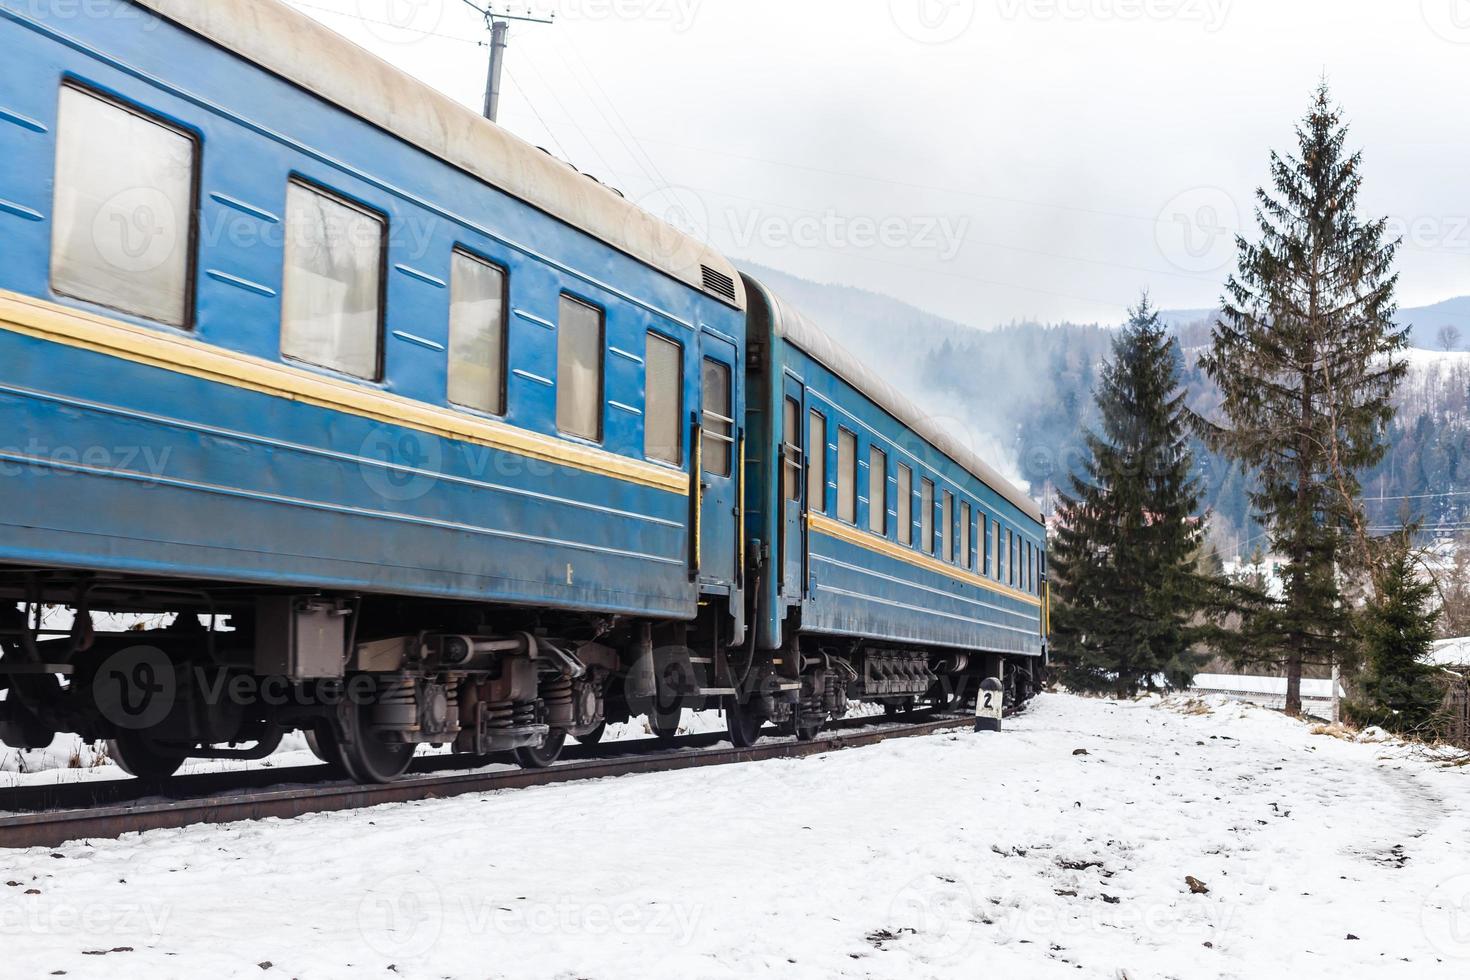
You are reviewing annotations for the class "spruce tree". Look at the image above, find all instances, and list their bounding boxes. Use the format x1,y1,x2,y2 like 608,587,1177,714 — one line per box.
1052,296,1211,697
1198,83,1407,716
1347,534,1444,736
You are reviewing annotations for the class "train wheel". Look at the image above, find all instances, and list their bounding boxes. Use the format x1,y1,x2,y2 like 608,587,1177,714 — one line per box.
725,700,762,748
307,723,361,781
304,727,328,763
794,716,823,742
332,700,416,784
649,708,682,743
575,722,606,746
108,731,189,779
515,729,567,769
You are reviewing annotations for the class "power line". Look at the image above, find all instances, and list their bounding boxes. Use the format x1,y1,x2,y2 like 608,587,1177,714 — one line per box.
501,66,571,161
558,31,677,196
512,44,621,183
1364,489,1470,502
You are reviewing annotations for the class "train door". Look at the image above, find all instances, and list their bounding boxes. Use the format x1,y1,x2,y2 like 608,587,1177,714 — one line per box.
779,374,806,602
697,335,739,590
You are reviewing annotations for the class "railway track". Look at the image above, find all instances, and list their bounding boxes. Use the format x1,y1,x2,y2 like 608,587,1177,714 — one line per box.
0,713,980,849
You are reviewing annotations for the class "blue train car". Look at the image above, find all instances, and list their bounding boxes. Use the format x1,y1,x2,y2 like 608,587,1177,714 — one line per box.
730,277,1047,743
0,0,1046,780
0,0,749,779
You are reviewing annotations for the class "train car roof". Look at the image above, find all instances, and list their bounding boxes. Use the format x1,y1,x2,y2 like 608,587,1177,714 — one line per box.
132,0,746,312
753,279,1044,525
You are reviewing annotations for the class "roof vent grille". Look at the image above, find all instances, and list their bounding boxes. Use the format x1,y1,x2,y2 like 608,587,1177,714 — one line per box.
701,265,737,302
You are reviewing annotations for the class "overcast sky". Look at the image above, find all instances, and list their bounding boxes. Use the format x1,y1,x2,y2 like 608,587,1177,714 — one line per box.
291,0,1470,328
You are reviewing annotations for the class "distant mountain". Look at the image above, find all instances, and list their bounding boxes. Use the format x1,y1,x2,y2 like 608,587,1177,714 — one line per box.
740,264,1470,551
1398,298,1470,350
734,262,1066,484
1157,309,1216,331
735,262,976,393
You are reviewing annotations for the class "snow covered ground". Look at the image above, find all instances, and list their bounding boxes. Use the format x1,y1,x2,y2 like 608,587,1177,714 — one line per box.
4,693,1470,979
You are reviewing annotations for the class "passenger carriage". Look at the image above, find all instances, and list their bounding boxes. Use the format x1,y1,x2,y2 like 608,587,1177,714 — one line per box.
0,0,1045,781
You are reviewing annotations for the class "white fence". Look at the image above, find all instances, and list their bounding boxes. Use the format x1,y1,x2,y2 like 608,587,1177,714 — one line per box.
1189,673,1345,716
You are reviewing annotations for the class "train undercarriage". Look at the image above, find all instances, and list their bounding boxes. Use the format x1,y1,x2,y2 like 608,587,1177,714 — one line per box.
0,573,1043,783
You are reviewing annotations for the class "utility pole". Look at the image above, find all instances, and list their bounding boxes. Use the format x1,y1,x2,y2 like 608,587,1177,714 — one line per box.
460,2,555,123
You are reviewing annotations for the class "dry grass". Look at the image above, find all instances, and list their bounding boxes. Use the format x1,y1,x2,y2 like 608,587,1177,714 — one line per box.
65,740,110,770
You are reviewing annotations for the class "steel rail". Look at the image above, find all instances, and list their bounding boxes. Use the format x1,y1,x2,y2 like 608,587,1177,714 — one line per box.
0,715,976,849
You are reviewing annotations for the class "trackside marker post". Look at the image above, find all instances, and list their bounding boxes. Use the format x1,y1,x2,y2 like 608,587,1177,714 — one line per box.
975,677,1003,733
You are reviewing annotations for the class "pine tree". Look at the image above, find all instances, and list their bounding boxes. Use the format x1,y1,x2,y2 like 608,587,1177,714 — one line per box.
1198,83,1407,716
1052,296,1212,697
1346,534,1444,736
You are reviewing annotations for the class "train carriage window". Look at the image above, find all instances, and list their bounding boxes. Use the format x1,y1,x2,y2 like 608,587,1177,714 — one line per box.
868,447,887,535
920,479,935,555
52,85,198,327
704,360,734,477
1009,530,1018,587
988,519,997,579
837,429,858,525
281,181,385,379
941,492,954,562
447,250,507,414
897,465,913,546
557,295,605,441
781,398,801,498
980,516,989,576
808,411,827,513
998,525,1008,583
960,503,972,570
644,332,683,465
